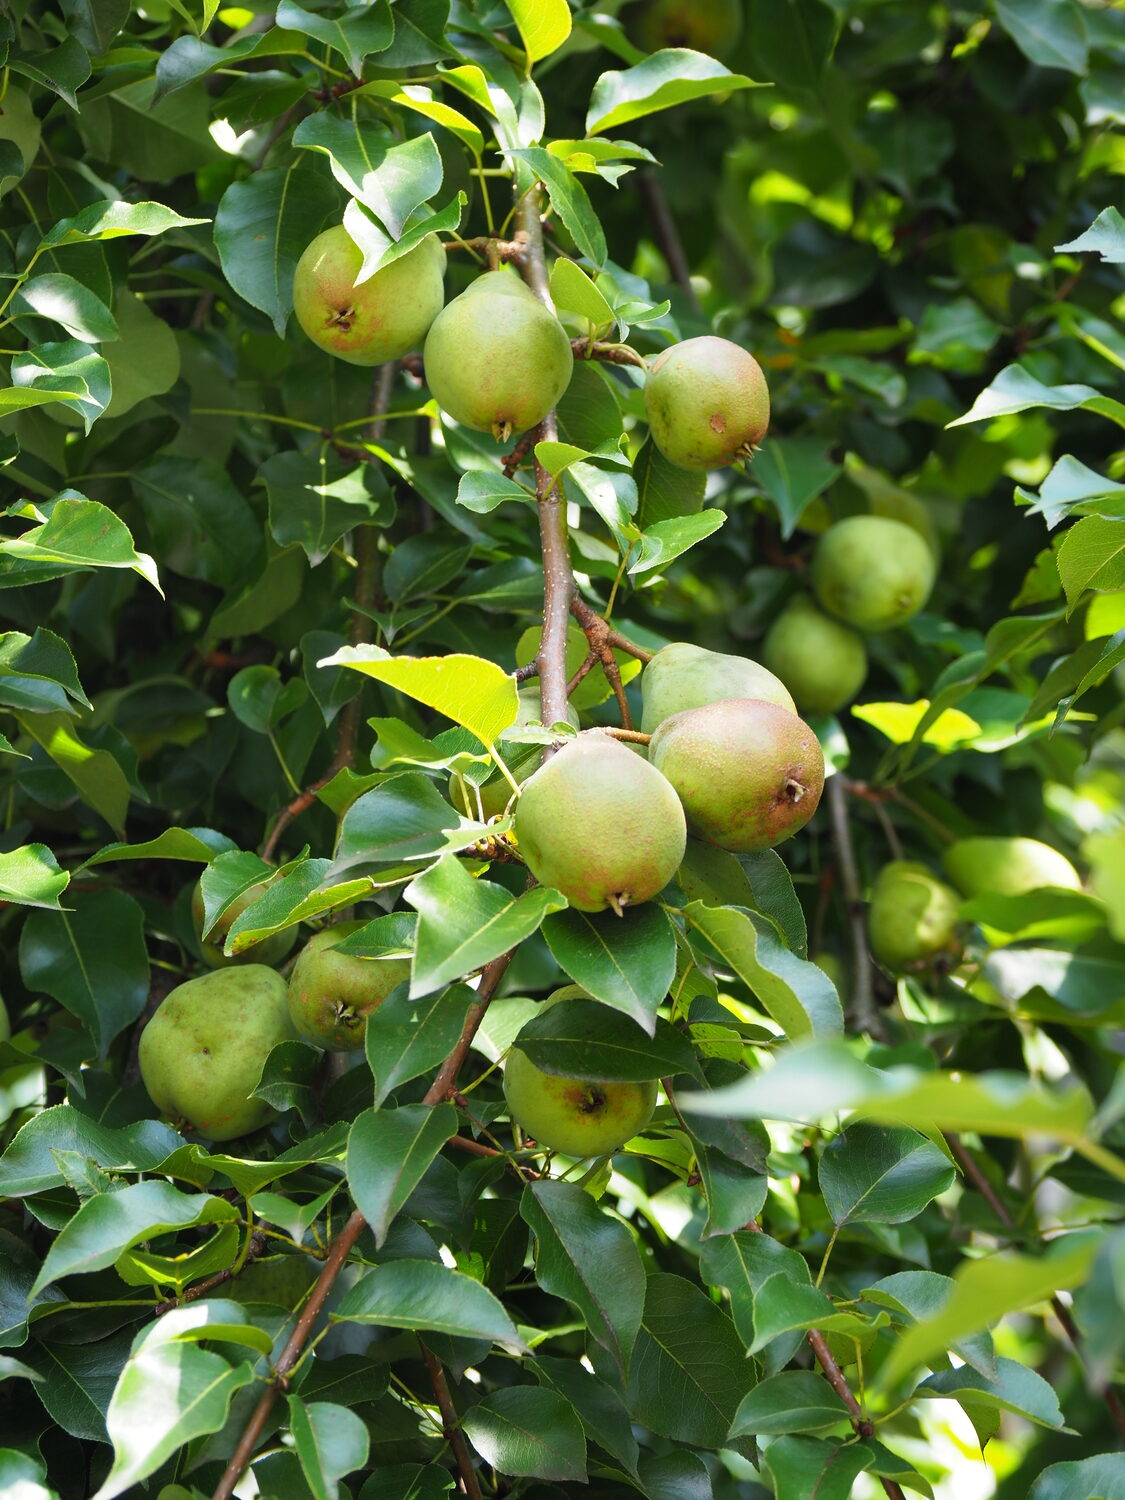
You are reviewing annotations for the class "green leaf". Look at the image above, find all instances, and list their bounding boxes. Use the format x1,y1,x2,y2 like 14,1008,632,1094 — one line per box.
83,827,234,869
8,35,91,109
506,148,606,267
275,0,394,73
322,648,519,755
95,1345,254,1500
995,0,1088,75
948,363,1125,431
31,1181,238,1294
18,712,131,835
359,80,479,152
346,1103,459,1247
533,1355,640,1478
587,51,759,136
752,438,842,538
916,1356,1066,1430
20,891,149,1056
550,258,616,331
260,451,391,566
19,1328,133,1441
748,0,839,89
405,855,566,997
363,977,475,1110
455,471,533,514
513,998,699,1082
0,1105,182,1197
0,497,158,592
521,1179,646,1374
633,439,707,528
213,165,337,335
625,1272,754,1447
40,199,208,249
294,117,442,239
1085,828,1125,942
1056,207,1125,264
1030,1454,1125,1500
730,1370,850,1437
1057,516,1125,611
14,274,118,343
505,0,572,60
332,1259,525,1350
683,903,842,1040
132,458,259,589
762,1436,873,1500
333,772,491,873
0,844,69,908
818,1124,956,1226
882,1239,1097,1385
288,1398,371,1500
750,1272,838,1353
464,1386,585,1482
699,1229,814,1353
627,511,727,575
10,339,110,431
0,1449,57,1500
541,904,676,1033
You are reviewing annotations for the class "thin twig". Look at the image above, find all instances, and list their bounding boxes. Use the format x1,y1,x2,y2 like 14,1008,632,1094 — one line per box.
570,337,647,369
826,776,884,1040
419,1341,483,1500
637,168,700,309
210,956,514,1500
513,186,574,729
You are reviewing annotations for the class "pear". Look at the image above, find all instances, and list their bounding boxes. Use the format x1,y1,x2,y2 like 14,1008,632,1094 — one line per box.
292,227,445,365
192,877,298,969
943,837,1081,899
650,698,824,852
423,270,574,440
504,1047,656,1157
640,641,795,734
811,515,936,632
762,594,868,716
139,966,295,1141
629,0,743,56
514,731,686,913
287,922,411,1052
867,860,961,973
644,336,769,470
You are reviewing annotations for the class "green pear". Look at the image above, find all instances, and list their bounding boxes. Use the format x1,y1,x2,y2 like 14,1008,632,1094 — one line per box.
192,878,298,969
423,270,574,440
629,0,743,56
472,687,580,819
504,1047,656,1157
292,227,445,365
287,922,411,1052
644,336,770,470
514,731,686,914
761,594,868,715
867,860,961,973
650,698,824,852
139,966,295,1141
640,641,795,734
942,837,1081,898
811,515,936,631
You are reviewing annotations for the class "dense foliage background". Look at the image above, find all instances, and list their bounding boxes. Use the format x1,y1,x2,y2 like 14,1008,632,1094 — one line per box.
1,2,1124,1498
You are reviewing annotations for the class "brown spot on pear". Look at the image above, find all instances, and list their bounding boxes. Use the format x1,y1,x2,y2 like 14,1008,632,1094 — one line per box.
644,336,769,471
423,270,573,439
513,731,686,912
867,861,962,973
811,516,936,632
139,966,296,1141
292,227,445,365
761,594,869,716
287,921,411,1051
641,642,794,735
503,1046,657,1157
650,698,825,852
942,837,1081,899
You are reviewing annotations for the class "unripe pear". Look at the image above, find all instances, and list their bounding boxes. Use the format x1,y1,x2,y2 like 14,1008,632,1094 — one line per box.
867,861,961,973
139,966,295,1141
640,642,795,735
644,336,769,470
811,515,936,632
292,227,445,365
942,837,1081,899
423,271,574,440
287,922,411,1051
514,731,686,914
761,594,868,716
629,0,743,56
650,698,824,852
504,1047,657,1157
192,878,298,969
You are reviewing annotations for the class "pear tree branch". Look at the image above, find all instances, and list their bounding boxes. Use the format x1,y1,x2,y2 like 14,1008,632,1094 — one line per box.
826,774,884,1040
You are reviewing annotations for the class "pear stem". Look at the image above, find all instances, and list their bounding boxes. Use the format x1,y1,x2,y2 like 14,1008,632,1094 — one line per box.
604,728,651,746
513,185,574,732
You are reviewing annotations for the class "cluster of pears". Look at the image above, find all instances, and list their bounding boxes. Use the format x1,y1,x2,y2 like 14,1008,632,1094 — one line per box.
140,881,410,1141
513,642,825,916
867,835,1082,974
293,226,772,465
